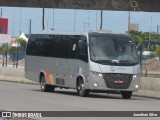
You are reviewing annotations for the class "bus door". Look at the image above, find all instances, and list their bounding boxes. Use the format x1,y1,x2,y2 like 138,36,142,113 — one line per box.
68,35,88,88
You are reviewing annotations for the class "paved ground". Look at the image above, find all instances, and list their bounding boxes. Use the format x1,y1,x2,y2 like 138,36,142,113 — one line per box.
0,81,160,120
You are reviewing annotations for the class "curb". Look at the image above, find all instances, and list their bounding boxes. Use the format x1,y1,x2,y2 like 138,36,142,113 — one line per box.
0,75,38,84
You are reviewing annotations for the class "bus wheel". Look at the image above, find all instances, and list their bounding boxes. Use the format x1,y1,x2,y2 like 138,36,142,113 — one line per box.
40,75,55,92
121,91,132,99
77,78,90,97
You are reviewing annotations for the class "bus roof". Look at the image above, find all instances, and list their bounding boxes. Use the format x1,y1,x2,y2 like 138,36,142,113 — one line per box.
30,30,129,38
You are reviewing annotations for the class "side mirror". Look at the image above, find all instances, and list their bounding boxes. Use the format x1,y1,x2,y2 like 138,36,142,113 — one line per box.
136,44,142,51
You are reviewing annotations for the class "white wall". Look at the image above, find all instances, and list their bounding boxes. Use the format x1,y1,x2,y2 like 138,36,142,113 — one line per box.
0,34,12,45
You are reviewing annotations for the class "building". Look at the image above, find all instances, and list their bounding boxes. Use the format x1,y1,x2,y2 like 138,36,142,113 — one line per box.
0,34,11,45
129,23,139,32
0,18,8,34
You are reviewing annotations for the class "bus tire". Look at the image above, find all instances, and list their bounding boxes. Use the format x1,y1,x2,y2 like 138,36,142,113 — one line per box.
40,75,55,92
77,78,90,97
121,91,132,99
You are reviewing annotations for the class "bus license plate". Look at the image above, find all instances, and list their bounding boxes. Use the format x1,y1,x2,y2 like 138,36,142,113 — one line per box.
114,80,124,84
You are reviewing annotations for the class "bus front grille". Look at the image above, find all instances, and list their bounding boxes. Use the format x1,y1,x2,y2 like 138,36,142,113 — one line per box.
103,73,132,89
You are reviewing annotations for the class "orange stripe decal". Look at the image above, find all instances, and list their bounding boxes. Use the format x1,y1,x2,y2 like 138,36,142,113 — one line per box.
45,69,55,85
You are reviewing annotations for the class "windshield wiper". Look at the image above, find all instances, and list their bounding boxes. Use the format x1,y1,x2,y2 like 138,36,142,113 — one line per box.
93,60,120,64
93,60,112,63
112,60,119,63
119,60,135,63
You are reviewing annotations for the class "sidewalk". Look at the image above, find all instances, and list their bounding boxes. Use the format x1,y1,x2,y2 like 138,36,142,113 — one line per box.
0,67,37,84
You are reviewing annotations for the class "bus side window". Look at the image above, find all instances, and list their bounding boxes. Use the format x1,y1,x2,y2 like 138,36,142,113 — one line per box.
26,34,44,56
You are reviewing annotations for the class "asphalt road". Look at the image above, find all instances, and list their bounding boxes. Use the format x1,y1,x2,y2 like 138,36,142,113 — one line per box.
0,81,160,120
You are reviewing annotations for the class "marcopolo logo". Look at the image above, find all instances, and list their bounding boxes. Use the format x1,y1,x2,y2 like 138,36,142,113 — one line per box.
110,66,116,72
110,66,127,72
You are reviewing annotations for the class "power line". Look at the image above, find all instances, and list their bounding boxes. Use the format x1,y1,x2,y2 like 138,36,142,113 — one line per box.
74,9,76,31
12,8,15,37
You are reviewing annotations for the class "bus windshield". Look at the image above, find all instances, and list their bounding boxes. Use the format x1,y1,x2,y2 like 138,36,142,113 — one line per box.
89,35,139,66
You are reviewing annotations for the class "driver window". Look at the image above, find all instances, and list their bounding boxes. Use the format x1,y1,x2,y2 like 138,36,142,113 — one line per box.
78,36,88,62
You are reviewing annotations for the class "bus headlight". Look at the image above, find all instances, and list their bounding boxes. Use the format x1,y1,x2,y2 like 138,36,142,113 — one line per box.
94,82,98,87
133,73,141,80
91,71,103,78
133,75,137,79
135,85,139,89
98,73,103,78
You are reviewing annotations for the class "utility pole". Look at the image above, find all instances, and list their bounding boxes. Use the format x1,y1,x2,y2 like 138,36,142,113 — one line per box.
19,8,22,35
148,16,152,51
0,8,3,18
84,22,86,31
157,25,159,34
42,8,45,30
128,11,131,34
29,19,32,34
100,10,103,30
5,43,8,67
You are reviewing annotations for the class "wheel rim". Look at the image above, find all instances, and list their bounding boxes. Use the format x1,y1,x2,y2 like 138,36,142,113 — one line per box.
41,79,46,90
79,84,84,94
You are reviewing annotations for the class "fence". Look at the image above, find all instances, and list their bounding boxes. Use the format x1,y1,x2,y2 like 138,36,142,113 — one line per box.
142,70,160,77
0,51,25,68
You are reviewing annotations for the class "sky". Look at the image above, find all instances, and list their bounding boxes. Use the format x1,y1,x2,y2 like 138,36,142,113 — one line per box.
1,7,160,37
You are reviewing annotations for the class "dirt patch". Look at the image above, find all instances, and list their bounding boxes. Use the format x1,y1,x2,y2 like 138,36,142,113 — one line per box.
142,58,160,71
0,59,25,66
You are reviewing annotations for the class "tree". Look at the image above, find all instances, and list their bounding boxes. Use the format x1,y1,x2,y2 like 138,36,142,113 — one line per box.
14,38,27,51
149,52,156,58
0,44,8,54
155,46,160,58
129,30,142,44
8,46,17,58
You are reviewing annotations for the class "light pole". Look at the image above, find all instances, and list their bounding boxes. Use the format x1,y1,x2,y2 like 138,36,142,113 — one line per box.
5,43,8,67
100,10,103,30
12,8,15,36
42,8,45,30
16,42,20,68
157,25,159,34
1,8,3,18
148,16,152,51
128,11,131,34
